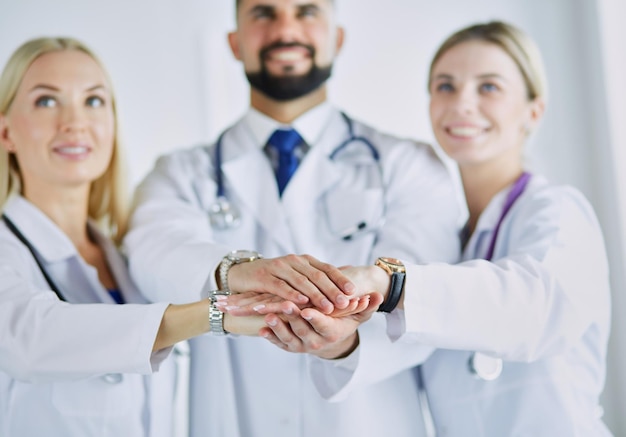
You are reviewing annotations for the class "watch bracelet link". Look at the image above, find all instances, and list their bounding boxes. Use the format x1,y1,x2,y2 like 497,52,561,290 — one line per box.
377,272,405,313
208,289,231,335
218,258,234,291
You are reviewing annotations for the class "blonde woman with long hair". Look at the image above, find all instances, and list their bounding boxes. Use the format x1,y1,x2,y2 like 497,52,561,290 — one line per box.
0,37,267,436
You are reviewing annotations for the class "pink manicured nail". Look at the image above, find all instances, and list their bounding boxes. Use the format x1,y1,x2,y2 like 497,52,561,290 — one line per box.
253,304,266,312
215,295,228,301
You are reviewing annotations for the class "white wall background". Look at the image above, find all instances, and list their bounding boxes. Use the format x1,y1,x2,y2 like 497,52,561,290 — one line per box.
1,0,624,434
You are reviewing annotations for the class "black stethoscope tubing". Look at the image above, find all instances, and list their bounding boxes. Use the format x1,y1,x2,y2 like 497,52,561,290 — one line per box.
2,214,65,301
212,111,380,201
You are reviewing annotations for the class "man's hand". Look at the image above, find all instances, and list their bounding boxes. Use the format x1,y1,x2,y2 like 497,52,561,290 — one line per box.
227,254,356,314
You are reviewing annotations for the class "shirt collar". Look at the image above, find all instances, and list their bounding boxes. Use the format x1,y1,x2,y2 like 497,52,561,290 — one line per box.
242,101,334,148
2,194,107,263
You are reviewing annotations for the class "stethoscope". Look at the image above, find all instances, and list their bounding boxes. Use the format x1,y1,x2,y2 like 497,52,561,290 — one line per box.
207,112,385,240
2,214,125,385
414,172,532,437
467,171,531,381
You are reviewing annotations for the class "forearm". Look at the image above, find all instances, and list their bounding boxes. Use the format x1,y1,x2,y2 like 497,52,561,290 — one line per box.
153,301,266,351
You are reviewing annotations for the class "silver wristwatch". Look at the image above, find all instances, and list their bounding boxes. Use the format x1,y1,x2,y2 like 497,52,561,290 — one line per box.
219,249,263,291
208,289,231,335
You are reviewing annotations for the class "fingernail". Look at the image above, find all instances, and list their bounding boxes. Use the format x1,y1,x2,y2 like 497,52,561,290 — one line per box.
344,282,355,293
215,295,228,301
336,295,348,307
283,306,293,315
225,305,239,311
214,301,227,308
321,298,333,311
253,304,265,312
302,313,313,321
297,295,309,303
267,317,277,327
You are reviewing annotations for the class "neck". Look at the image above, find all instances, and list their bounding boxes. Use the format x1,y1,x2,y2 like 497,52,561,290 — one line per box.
250,86,327,124
460,159,524,234
24,184,91,247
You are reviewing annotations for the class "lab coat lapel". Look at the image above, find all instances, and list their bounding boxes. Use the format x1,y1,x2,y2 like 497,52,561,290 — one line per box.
220,124,296,253
281,112,345,238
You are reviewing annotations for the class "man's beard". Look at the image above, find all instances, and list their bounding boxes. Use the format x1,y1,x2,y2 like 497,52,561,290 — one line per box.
245,42,333,101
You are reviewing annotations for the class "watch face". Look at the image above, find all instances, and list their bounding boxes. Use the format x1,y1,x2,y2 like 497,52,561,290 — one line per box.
376,257,405,274
228,249,261,262
379,257,403,268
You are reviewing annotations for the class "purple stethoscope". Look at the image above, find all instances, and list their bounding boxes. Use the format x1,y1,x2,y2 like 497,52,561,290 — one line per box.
417,171,532,437
468,171,532,381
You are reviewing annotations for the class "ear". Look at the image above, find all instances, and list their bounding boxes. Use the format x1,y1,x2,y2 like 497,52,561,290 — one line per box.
227,31,242,61
527,96,546,132
0,113,15,153
334,26,345,56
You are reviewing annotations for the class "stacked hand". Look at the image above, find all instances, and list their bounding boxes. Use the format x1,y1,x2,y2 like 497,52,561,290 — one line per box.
220,256,387,359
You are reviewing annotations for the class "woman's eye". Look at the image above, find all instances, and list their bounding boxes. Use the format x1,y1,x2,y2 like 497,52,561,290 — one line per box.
34,96,56,108
436,83,454,93
86,96,105,108
480,83,498,93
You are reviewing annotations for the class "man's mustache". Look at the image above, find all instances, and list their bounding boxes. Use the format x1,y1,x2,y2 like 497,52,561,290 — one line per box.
260,41,315,60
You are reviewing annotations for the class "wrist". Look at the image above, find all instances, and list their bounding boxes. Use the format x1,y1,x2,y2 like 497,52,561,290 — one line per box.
369,265,391,300
374,257,406,313
218,250,263,291
322,332,359,360
208,289,231,335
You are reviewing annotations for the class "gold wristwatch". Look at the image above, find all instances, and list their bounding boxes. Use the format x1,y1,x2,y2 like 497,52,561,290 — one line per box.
374,257,406,312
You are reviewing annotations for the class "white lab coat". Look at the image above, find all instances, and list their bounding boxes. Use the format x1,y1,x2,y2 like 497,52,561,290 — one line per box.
126,105,461,437
0,195,175,437
313,175,612,436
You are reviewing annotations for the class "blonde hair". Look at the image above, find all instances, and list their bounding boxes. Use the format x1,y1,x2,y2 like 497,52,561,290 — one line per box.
428,21,548,102
0,37,128,242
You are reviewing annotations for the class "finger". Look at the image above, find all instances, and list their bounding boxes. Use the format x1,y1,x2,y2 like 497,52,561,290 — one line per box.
353,292,385,322
232,261,311,306
259,327,289,351
216,292,286,316
306,255,356,296
265,256,336,314
268,254,347,313
283,313,326,353
264,313,305,352
299,308,347,343
328,297,361,317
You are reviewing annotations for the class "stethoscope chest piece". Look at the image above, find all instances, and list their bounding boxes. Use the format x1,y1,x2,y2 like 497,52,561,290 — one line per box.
468,352,503,381
208,196,241,230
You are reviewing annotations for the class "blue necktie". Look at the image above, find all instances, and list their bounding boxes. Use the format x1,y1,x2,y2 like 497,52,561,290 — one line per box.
268,128,303,196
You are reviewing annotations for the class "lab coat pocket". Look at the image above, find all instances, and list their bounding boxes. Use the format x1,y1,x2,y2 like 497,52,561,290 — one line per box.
52,376,132,416
323,188,384,239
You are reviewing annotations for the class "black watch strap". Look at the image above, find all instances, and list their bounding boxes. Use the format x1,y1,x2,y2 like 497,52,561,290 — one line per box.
377,272,405,313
